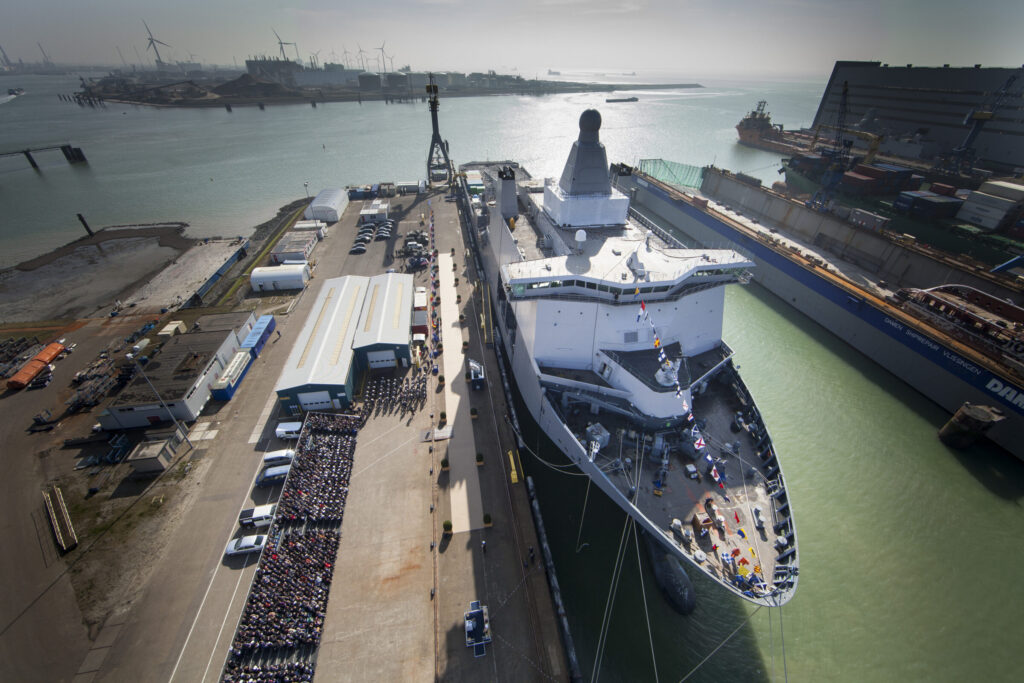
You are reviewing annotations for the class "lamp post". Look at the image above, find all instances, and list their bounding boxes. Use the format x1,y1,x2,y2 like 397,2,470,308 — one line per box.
304,181,309,198
126,352,193,448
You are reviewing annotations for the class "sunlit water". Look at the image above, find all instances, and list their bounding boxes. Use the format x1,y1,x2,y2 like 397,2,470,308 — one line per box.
2,73,1022,681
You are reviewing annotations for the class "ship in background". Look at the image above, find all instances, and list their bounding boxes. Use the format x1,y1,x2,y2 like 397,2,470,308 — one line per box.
464,111,800,608
619,159,1024,460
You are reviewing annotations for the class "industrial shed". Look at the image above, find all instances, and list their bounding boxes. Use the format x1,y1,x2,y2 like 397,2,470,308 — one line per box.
305,188,348,223
251,264,311,291
98,329,241,429
274,273,414,414
274,276,369,414
353,273,413,370
271,233,318,265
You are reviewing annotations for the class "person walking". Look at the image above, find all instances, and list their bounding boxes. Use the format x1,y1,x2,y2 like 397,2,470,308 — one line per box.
481,540,487,554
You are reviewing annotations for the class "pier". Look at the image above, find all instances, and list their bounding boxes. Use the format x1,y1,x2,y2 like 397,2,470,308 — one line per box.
0,143,87,170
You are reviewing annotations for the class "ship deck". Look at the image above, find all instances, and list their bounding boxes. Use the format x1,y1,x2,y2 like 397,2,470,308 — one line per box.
549,361,798,604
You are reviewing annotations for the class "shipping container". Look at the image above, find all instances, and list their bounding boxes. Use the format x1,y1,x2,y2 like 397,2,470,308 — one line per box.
929,182,956,196
211,351,254,401
240,315,276,357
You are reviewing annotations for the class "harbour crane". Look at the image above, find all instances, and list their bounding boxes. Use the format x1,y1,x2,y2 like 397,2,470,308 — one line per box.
426,73,452,184
0,43,13,69
142,21,170,69
807,80,850,210
37,42,54,67
935,66,1023,175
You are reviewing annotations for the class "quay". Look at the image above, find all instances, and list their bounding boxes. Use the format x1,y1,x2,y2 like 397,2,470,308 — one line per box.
0,185,571,682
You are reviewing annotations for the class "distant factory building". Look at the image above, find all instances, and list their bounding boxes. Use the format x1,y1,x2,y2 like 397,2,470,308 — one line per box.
192,311,258,346
358,73,382,91
274,273,414,414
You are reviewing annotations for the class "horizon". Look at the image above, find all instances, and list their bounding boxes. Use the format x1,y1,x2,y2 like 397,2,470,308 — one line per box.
2,0,1022,80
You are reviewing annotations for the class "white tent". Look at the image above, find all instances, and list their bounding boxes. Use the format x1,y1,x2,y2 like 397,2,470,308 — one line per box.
305,188,348,223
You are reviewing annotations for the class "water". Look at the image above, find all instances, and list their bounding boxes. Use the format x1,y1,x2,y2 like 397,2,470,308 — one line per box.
4,73,1023,681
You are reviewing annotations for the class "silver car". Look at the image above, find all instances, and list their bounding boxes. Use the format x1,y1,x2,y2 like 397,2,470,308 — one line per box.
225,534,267,556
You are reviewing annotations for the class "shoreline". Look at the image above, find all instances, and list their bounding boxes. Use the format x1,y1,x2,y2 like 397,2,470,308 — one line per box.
91,82,703,108
0,202,304,323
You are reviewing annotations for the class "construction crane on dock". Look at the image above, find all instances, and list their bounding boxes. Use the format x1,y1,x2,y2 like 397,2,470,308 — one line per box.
37,42,53,67
934,67,1023,175
0,43,13,69
426,73,452,185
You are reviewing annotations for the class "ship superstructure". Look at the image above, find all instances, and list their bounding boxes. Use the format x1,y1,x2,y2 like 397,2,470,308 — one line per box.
468,111,799,607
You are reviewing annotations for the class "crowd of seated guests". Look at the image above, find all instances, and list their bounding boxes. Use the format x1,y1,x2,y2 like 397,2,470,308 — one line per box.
222,661,314,682
230,530,339,657
276,415,359,522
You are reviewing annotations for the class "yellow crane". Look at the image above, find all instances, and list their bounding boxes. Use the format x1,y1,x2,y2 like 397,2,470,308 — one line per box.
810,124,884,164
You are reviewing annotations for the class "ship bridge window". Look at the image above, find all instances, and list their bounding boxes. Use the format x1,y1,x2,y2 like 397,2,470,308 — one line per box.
652,285,670,292
513,284,526,296
597,284,610,293
585,281,597,290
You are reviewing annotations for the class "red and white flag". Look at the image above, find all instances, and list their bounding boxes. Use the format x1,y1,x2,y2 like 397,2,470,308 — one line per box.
710,466,720,482
695,437,705,450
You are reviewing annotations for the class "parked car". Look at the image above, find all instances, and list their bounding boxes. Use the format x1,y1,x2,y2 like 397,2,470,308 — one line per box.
375,232,390,241
355,235,372,244
239,504,277,528
255,463,291,488
262,449,294,467
350,244,367,255
225,534,267,556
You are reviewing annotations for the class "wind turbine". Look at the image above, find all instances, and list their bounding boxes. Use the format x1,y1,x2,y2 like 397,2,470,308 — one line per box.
356,44,368,71
341,46,352,69
385,51,395,74
142,20,170,68
272,29,289,60
376,42,386,73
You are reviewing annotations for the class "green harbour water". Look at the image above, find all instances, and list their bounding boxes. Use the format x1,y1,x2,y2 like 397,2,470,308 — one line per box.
2,72,1022,681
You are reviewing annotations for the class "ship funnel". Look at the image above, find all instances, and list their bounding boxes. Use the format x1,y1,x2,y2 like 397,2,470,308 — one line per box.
499,166,518,220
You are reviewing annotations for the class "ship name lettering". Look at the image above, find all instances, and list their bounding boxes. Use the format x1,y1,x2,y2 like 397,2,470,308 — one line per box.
986,378,1024,409
883,317,904,332
942,350,981,376
904,328,939,351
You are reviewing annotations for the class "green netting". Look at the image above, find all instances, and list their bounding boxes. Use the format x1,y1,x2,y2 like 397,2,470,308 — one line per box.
638,159,705,189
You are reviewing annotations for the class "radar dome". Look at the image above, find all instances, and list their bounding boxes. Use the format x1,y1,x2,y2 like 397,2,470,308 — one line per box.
575,229,587,243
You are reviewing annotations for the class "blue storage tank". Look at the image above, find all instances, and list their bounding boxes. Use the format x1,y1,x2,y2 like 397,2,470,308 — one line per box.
240,315,276,358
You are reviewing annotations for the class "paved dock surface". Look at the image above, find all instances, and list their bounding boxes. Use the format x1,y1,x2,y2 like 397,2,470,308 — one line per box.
0,189,569,682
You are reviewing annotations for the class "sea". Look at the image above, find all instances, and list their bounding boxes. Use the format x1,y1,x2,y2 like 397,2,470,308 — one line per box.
3,72,1023,682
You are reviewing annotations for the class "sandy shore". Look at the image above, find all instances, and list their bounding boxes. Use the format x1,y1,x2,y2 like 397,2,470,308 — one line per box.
0,225,195,322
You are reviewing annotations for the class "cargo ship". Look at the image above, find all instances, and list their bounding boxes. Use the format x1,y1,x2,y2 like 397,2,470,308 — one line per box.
617,161,1024,460
464,111,800,608
605,96,638,103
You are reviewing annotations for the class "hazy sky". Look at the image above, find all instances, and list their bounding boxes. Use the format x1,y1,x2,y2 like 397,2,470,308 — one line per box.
2,0,1022,78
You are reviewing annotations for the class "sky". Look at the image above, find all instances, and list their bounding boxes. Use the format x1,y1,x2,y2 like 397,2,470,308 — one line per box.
2,0,1022,79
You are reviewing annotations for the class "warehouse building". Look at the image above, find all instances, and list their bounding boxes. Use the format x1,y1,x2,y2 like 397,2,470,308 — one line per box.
353,273,414,370
274,273,413,414
99,312,255,429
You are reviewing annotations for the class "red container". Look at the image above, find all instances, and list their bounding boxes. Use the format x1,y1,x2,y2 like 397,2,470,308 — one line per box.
853,164,886,179
930,183,956,196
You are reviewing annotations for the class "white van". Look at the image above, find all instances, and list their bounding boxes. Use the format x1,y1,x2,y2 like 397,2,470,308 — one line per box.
239,504,277,528
262,449,295,468
275,421,303,439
